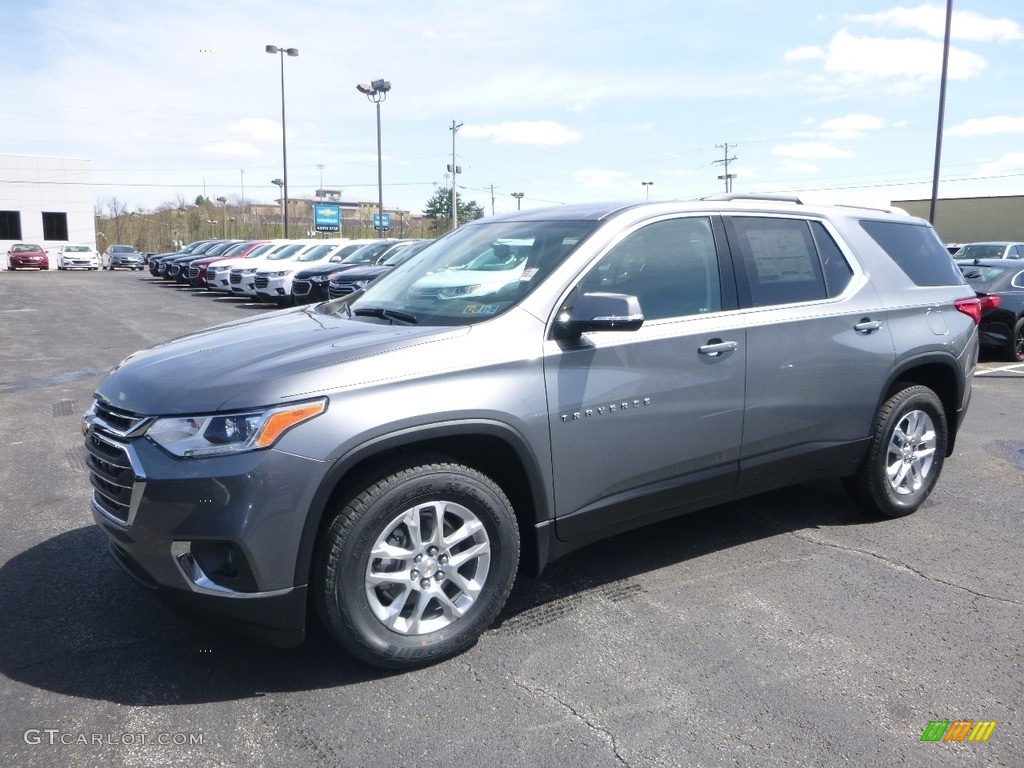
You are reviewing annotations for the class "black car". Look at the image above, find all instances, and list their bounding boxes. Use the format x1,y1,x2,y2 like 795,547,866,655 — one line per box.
327,239,432,300
291,240,407,303
148,240,216,276
159,240,225,278
958,258,1024,361
168,240,243,282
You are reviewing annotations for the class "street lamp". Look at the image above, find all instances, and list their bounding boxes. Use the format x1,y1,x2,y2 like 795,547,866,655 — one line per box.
511,192,524,211
641,181,654,200
356,78,391,238
266,44,298,237
216,196,227,238
271,178,284,235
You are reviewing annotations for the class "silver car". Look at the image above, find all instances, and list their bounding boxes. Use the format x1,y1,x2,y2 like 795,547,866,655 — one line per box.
85,195,979,669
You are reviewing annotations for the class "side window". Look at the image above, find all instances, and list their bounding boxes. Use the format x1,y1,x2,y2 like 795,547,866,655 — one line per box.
810,221,853,296
726,217,827,307
859,219,963,286
578,217,722,320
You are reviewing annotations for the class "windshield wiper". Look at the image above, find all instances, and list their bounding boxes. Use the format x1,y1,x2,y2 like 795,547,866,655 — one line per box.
352,306,419,325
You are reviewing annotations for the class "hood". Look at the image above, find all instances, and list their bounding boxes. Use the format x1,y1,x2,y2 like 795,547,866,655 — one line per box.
294,262,361,279
96,305,467,415
332,265,389,282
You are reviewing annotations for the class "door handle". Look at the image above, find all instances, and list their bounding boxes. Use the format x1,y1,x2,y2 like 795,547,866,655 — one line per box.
854,319,883,334
698,340,738,357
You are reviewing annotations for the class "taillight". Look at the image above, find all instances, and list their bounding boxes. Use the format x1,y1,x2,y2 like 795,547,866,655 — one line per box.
954,297,981,325
977,294,1000,311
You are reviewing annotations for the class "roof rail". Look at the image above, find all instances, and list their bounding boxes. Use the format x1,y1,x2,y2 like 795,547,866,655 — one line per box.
700,193,804,204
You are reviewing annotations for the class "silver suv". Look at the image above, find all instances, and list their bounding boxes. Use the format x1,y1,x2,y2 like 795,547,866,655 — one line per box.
84,195,979,669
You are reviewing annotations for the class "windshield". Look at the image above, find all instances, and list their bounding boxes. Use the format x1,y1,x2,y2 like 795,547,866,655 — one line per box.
243,243,277,259
266,243,307,260
220,241,254,257
345,220,597,326
340,242,400,266
382,240,431,266
66,245,90,252
955,244,1009,259
111,245,138,253
958,263,1009,286
295,243,339,262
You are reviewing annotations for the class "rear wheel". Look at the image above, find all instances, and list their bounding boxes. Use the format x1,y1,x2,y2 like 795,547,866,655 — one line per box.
1008,317,1024,362
313,461,519,669
847,384,947,518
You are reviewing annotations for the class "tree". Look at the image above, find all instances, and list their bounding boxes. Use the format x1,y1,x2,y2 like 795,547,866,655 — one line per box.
423,186,485,236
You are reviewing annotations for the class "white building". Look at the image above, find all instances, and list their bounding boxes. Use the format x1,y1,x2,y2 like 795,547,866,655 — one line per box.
1,154,95,269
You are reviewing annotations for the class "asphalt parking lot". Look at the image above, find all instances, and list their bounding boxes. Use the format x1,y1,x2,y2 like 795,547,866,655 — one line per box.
1,269,1021,768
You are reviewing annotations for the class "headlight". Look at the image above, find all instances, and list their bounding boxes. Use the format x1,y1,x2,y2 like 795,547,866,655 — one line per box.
438,284,480,298
268,270,291,278
147,399,327,458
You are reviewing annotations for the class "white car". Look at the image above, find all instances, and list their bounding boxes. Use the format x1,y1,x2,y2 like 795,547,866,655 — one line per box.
408,243,531,302
207,242,285,292
228,241,316,298
254,241,365,305
54,244,100,270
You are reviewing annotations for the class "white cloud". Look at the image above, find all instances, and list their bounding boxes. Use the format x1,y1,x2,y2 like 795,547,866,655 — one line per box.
772,142,854,160
779,161,821,174
226,118,282,142
847,5,1023,42
798,114,887,140
976,152,1024,176
200,142,261,157
784,45,824,61
461,121,582,147
948,116,1024,137
821,28,987,83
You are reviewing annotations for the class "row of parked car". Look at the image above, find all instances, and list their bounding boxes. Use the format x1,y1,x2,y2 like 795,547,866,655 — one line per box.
146,237,434,306
5,242,147,271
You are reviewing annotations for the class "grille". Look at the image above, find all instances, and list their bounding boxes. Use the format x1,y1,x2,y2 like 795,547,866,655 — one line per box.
157,262,168,274
188,266,200,279
230,272,242,284
292,280,311,296
169,264,181,277
93,400,149,435
254,275,269,289
85,432,135,524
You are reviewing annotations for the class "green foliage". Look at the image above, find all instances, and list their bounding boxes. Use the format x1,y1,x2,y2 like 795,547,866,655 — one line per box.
194,195,212,206
423,186,484,235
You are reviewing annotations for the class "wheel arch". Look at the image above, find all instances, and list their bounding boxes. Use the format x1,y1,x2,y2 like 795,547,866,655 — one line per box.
294,420,553,590
882,353,964,455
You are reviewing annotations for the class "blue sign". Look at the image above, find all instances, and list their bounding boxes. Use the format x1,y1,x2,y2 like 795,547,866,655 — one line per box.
314,204,341,232
373,212,391,231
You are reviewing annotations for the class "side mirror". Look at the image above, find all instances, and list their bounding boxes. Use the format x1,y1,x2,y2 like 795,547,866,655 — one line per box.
554,292,644,338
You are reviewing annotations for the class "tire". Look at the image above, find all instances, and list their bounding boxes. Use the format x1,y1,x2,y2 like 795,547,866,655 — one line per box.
313,461,520,669
847,384,947,518
1007,317,1024,362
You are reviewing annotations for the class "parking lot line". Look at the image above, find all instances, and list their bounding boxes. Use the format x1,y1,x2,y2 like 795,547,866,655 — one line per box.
976,363,1024,376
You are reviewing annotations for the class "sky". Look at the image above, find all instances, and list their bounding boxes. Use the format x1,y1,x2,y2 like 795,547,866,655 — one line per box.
1,0,1022,217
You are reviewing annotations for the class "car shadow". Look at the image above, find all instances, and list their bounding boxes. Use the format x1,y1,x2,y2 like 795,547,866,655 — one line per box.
0,480,870,705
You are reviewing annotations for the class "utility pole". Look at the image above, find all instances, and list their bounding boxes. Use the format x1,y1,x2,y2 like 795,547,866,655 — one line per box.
490,184,496,215
713,143,737,193
449,120,463,231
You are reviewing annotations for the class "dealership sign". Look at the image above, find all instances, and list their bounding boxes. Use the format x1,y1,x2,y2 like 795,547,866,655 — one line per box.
313,204,341,233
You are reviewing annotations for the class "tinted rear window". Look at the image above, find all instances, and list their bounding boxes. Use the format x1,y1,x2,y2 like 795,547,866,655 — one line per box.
859,220,963,286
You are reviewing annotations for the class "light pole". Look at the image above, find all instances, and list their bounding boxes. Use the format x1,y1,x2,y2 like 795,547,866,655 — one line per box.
271,178,284,236
266,44,298,237
642,181,654,200
216,196,227,238
356,78,391,238
511,192,524,210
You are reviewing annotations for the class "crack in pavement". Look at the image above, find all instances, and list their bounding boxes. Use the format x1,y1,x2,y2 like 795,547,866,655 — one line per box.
511,676,630,768
784,529,1024,608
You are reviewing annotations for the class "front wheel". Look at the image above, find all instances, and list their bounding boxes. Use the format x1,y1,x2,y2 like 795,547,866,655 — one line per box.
313,462,520,669
846,384,947,518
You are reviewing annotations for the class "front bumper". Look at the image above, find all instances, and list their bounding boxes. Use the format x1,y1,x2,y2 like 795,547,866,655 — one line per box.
87,430,326,647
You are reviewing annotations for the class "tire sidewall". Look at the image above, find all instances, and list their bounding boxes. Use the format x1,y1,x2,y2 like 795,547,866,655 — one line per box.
323,465,519,667
867,386,947,517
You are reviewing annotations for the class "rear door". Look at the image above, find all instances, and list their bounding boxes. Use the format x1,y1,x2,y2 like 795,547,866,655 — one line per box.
721,215,896,491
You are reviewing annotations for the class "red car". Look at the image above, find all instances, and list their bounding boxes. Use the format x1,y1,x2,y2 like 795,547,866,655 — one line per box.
7,243,49,270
